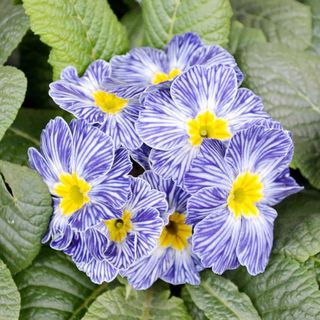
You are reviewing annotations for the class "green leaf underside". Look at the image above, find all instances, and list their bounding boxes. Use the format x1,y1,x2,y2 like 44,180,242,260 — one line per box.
14,247,107,320
0,258,20,320
0,0,29,65
142,0,232,48
0,160,52,274
121,7,145,48
181,288,209,320
0,108,72,166
228,21,266,55
239,43,320,188
185,270,260,320
231,0,312,50
303,0,320,54
229,255,320,320
274,190,320,262
0,66,27,142
83,284,191,320
23,0,129,79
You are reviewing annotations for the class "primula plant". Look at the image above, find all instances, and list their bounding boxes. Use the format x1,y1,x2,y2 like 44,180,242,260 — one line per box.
0,0,320,319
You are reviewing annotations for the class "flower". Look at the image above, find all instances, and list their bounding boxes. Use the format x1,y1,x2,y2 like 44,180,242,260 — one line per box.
109,32,243,98
136,64,270,185
28,117,132,250
49,60,143,150
130,143,151,170
185,123,302,275
122,171,202,290
71,177,167,284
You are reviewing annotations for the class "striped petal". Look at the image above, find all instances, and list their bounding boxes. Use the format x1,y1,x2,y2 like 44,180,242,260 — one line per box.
70,119,114,183
171,65,237,116
84,227,110,261
186,187,228,225
89,148,132,209
39,117,72,176
225,125,293,184
193,208,241,274
130,144,151,170
161,245,201,286
127,177,168,221
82,59,111,90
165,32,203,70
236,205,277,275
150,143,200,186
184,140,232,194
136,89,189,150
64,231,92,264
123,246,171,290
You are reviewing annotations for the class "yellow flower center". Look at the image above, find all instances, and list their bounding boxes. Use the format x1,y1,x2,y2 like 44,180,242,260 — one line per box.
187,110,231,146
93,90,128,114
227,172,264,218
105,210,132,243
55,172,91,215
159,213,192,250
152,68,181,85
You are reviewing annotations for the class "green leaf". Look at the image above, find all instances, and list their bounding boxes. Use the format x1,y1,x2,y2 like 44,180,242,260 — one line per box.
23,0,129,79
228,21,266,55
0,66,27,142
141,0,232,48
184,270,260,320
273,190,320,262
15,247,111,320
181,288,208,320
83,283,191,320
0,0,29,65
303,0,320,54
239,43,320,188
231,0,312,50
306,254,320,285
229,255,320,320
0,160,52,274
0,258,20,319
121,7,144,48
0,108,72,166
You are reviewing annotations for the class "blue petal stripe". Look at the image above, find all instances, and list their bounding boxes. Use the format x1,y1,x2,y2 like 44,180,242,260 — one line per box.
84,227,109,261
70,119,114,183
236,205,277,276
184,140,232,194
130,144,151,170
193,208,241,274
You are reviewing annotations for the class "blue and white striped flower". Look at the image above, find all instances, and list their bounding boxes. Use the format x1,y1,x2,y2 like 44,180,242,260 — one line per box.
122,171,202,290
130,144,151,170
73,177,167,284
185,124,302,275
110,32,243,98
28,117,132,250
136,64,270,185
49,60,143,150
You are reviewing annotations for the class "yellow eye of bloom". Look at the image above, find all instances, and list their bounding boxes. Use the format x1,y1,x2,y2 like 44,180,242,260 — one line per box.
105,210,132,243
152,68,182,85
160,213,192,250
55,172,91,215
93,90,128,114
187,110,231,146
227,172,264,218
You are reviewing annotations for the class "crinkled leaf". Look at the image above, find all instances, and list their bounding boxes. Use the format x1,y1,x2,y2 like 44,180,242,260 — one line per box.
0,258,20,319
23,0,129,79
83,283,191,320
239,43,320,188
142,0,232,48
231,0,312,50
0,66,27,142
303,0,320,54
228,21,266,54
181,288,208,320
0,160,52,274
229,255,320,320
0,0,29,65
121,7,144,48
0,108,72,166
14,247,111,320
274,190,320,262
184,270,260,320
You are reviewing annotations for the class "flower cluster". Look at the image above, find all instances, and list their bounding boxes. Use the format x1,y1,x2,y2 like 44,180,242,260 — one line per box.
29,33,302,289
